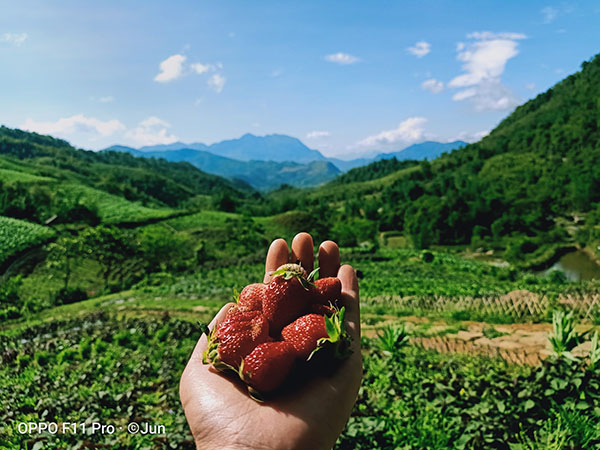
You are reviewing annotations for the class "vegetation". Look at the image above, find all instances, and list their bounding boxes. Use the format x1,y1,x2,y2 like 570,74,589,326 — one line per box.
0,216,55,264
250,54,600,266
330,157,420,185
338,331,600,449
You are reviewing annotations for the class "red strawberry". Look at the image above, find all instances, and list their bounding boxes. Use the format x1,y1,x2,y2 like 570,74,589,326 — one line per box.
311,277,341,305
203,309,269,370
282,308,350,361
240,341,296,393
281,314,328,360
238,283,265,312
263,264,312,335
310,303,335,316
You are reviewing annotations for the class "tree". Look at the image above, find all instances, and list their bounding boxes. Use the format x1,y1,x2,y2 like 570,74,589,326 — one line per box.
46,235,82,291
79,226,141,291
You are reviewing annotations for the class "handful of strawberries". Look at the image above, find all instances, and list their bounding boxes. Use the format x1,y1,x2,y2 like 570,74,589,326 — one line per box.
203,263,351,399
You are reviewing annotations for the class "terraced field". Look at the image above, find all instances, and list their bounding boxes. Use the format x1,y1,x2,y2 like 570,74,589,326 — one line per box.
0,216,56,264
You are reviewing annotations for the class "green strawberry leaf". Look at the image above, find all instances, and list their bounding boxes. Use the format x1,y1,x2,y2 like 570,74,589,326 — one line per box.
308,306,351,361
325,314,340,342
307,266,320,281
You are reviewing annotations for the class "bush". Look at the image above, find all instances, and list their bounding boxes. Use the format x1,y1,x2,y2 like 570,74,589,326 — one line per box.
54,287,88,305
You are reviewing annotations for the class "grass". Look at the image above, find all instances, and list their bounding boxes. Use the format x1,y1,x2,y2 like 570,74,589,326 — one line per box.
65,183,176,224
0,167,54,184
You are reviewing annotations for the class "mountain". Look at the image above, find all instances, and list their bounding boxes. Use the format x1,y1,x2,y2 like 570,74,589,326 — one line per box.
104,145,340,190
326,157,372,172
138,141,209,152
329,140,467,171
108,133,328,164
375,141,467,161
207,133,327,163
105,137,466,185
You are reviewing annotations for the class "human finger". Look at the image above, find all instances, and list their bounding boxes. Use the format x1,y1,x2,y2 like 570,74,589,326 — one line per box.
337,264,360,340
317,240,340,278
264,238,290,283
290,232,314,273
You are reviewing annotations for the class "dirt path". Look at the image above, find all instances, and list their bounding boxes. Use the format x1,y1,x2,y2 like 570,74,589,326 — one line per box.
362,315,596,365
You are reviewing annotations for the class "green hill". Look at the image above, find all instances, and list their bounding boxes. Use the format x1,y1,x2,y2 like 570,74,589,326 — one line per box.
0,126,255,225
397,54,600,251
262,53,600,264
105,146,341,190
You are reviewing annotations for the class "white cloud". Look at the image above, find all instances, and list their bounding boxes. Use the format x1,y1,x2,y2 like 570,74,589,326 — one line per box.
1,32,28,46
306,130,330,139
407,41,431,58
154,54,186,82
357,117,429,148
155,55,225,92
125,116,178,146
207,74,226,93
525,82,536,90
453,129,490,143
448,31,525,111
466,31,527,40
325,52,360,65
541,6,558,23
99,96,114,103
452,88,477,101
421,78,444,93
190,62,220,74
21,114,125,137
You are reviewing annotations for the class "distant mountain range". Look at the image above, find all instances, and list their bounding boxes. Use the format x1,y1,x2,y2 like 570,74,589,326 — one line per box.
104,135,466,190
329,141,468,171
130,133,327,163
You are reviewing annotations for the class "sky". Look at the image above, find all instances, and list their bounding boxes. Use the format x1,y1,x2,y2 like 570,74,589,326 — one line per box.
1,1,599,159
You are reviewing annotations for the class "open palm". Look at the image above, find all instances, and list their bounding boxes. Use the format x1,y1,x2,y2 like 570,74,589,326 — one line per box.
180,233,362,450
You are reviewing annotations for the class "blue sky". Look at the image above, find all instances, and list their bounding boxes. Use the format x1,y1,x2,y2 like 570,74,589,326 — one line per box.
1,1,599,159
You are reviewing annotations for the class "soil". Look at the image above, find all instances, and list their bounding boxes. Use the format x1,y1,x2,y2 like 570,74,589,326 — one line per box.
363,317,597,365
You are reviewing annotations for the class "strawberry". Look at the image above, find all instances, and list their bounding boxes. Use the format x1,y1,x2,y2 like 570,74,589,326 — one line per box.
311,277,341,305
203,308,269,370
281,308,350,361
281,314,328,360
310,303,335,316
263,263,312,335
238,283,265,312
240,341,296,394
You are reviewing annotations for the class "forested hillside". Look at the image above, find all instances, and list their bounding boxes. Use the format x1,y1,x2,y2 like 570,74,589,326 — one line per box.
0,126,255,226
106,145,341,190
260,53,600,265
399,54,600,251
330,158,421,185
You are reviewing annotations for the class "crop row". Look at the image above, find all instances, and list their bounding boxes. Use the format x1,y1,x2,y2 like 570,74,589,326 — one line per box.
2,314,599,449
0,216,56,264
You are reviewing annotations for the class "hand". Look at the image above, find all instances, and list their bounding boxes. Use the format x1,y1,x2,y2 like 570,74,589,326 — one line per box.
180,232,362,450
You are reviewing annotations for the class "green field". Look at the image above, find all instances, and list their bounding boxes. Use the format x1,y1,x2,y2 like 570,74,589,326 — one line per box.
0,216,56,264
0,168,54,184
65,184,176,224
1,266,599,448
